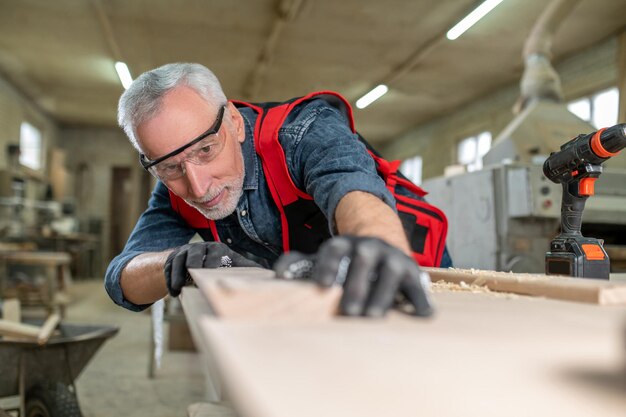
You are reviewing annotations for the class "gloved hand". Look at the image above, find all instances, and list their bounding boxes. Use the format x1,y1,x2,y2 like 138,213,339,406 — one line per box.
164,241,261,296
274,236,434,317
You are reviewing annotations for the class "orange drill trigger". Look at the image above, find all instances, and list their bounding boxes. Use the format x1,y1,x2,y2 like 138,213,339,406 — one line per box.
578,178,596,196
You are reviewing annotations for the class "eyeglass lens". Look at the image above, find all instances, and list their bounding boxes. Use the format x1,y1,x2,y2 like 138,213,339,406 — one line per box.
150,130,226,180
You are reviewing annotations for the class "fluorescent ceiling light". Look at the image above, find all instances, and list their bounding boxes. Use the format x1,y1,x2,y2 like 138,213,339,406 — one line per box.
356,84,389,109
446,0,504,40
115,61,133,90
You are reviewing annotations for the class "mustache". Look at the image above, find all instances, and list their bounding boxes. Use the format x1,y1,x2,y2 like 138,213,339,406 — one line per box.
192,187,224,204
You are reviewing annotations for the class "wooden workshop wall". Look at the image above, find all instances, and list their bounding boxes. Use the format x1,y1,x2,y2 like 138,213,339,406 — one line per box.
383,35,621,181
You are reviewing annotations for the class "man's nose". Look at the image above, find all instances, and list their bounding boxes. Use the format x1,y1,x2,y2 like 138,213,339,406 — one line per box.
183,161,211,199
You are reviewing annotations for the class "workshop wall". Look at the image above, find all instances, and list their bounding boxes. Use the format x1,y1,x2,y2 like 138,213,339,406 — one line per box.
58,127,148,266
0,74,59,177
0,73,64,242
384,36,620,180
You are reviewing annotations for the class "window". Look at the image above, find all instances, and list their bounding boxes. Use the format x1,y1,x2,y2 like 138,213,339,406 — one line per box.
566,99,590,121
567,87,619,128
400,155,422,185
457,131,492,172
19,122,43,170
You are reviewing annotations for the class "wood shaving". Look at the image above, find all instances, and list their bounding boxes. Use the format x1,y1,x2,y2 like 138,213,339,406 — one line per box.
431,280,491,293
431,280,520,299
441,267,551,281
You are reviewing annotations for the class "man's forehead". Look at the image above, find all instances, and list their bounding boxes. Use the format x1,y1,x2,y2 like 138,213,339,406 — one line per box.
156,87,217,115
138,90,219,144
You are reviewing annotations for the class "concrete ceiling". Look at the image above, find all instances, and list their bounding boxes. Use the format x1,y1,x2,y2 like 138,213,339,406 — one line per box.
0,0,624,145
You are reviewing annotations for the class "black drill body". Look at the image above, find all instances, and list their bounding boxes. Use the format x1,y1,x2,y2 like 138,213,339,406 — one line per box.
543,123,626,279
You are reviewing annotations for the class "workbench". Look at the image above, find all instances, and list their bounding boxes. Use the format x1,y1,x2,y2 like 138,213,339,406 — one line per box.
0,251,72,316
34,233,101,279
180,268,626,417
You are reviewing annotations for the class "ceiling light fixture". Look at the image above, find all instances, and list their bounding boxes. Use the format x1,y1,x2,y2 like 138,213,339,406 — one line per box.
356,84,389,109
115,61,133,90
446,0,504,40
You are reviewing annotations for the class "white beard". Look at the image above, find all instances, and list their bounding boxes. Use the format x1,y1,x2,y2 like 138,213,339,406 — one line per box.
183,149,245,220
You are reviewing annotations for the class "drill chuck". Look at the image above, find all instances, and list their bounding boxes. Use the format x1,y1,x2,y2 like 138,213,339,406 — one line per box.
543,123,626,183
596,123,626,155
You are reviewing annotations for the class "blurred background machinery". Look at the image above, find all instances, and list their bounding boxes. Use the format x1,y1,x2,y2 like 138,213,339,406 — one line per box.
423,0,626,273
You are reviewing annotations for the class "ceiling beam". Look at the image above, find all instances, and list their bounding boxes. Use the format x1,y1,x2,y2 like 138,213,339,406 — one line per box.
91,0,123,62
242,0,306,99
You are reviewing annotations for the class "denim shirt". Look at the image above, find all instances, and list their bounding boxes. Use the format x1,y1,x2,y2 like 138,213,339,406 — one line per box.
105,99,399,311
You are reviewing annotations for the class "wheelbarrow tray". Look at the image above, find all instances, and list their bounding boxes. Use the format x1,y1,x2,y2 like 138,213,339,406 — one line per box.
0,322,118,398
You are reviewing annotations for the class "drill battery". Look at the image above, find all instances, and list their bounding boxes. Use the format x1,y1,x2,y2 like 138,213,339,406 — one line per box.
546,236,609,279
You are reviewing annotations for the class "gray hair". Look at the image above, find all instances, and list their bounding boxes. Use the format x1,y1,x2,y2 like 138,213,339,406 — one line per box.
117,63,227,151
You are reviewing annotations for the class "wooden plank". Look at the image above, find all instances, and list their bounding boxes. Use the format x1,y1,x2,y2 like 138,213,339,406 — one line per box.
0,251,71,265
0,251,72,266
180,287,224,402
0,242,37,252
188,268,342,321
191,288,626,417
424,267,626,305
2,298,20,322
0,319,39,340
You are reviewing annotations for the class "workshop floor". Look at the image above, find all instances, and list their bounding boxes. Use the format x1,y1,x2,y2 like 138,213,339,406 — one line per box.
62,279,206,417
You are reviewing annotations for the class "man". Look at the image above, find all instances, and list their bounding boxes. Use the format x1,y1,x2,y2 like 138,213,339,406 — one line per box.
106,62,449,317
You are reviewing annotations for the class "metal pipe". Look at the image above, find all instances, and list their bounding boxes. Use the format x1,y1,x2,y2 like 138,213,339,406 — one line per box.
515,0,583,113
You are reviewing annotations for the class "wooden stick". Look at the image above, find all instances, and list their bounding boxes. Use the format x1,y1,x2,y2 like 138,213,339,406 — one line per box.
37,313,61,345
424,267,626,305
0,319,40,340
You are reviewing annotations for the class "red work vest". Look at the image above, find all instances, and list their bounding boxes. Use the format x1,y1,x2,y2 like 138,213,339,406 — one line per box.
168,91,448,267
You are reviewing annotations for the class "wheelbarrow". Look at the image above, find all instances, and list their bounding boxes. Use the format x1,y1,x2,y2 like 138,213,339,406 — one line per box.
0,321,118,416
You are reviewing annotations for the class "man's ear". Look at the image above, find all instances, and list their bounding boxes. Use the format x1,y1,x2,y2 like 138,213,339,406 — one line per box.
227,102,245,143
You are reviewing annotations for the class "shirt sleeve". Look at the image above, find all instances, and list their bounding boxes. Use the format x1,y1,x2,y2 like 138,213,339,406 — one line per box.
281,99,396,234
104,181,196,311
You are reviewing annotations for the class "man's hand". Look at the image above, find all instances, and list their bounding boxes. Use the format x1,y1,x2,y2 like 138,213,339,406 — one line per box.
164,242,261,296
274,236,434,317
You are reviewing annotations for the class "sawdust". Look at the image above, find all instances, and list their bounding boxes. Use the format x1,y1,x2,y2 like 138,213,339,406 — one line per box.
439,266,552,281
431,280,520,299
431,280,491,293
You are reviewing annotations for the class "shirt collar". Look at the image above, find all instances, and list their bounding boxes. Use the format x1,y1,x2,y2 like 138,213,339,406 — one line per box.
240,108,259,191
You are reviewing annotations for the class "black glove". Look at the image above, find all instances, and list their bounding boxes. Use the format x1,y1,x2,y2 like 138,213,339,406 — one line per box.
274,236,434,317
164,242,262,296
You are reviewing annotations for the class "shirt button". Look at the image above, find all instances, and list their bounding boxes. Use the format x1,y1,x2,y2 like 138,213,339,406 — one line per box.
241,209,247,217
226,238,232,244
263,242,269,246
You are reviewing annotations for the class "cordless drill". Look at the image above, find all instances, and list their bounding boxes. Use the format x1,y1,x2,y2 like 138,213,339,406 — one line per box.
543,123,626,279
